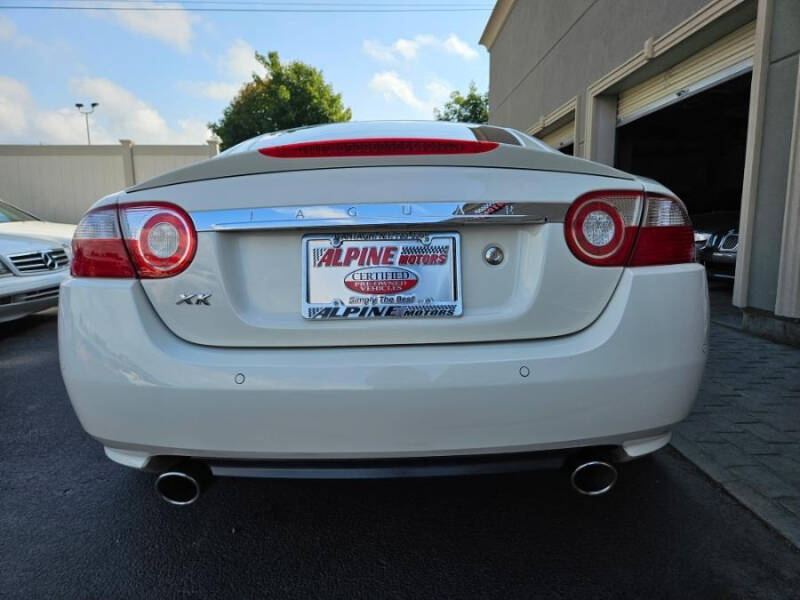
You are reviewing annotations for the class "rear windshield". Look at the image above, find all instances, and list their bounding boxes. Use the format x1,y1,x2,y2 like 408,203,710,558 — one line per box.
469,125,521,146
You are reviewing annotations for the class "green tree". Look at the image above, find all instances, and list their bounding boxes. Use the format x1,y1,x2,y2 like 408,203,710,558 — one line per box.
434,82,488,124
210,51,351,149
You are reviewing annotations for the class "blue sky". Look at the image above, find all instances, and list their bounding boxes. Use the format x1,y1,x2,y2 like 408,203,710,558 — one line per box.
0,1,491,145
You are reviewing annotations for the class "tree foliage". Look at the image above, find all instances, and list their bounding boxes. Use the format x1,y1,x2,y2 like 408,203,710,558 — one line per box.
210,51,352,149
434,82,488,124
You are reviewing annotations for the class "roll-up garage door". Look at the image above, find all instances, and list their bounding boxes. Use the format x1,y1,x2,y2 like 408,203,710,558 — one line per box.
541,120,575,150
617,21,755,126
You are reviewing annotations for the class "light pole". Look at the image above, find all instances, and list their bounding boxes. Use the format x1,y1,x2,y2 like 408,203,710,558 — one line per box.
75,102,98,145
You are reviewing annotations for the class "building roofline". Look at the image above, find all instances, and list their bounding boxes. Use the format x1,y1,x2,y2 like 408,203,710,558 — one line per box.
479,0,517,50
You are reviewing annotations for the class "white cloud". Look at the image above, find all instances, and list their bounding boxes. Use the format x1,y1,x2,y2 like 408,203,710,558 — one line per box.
37,107,106,145
94,1,195,53
0,76,33,137
369,71,426,112
221,39,267,80
181,39,264,102
0,76,105,143
0,76,209,144
425,79,453,107
393,37,422,59
195,81,242,101
369,71,453,117
363,33,478,62
73,77,209,143
362,39,396,63
0,14,38,49
442,34,479,60
0,14,18,42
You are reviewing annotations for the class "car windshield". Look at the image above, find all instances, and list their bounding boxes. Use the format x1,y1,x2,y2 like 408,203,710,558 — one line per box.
0,201,38,223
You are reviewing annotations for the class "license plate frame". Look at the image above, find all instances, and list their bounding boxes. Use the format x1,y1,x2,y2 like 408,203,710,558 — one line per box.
302,231,462,320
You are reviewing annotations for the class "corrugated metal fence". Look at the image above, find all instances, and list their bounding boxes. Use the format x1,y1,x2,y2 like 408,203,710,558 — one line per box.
0,139,219,223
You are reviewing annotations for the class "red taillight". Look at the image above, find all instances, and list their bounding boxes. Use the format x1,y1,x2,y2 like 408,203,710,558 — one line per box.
564,190,643,266
564,190,693,267
258,137,499,158
71,202,196,278
628,194,695,266
119,203,197,278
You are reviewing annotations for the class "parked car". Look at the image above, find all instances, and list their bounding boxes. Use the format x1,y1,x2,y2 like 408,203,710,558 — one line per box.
0,200,74,323
693,211,739,280
59,121,707,503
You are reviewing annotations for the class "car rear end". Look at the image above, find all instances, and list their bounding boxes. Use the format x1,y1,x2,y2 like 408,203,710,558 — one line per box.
58,123,708,493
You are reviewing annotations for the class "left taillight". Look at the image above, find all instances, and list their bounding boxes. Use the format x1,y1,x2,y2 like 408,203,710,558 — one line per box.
71,202,196,278
72,207,136,278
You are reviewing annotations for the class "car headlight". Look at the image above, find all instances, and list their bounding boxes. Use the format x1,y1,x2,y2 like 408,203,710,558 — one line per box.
694,232,711,243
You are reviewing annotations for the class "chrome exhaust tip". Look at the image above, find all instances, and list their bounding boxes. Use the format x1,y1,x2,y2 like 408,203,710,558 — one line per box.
569,460,618,496
155,461,212,506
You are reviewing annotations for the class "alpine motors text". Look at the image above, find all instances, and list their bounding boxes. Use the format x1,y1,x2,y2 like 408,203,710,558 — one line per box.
308,239,459,319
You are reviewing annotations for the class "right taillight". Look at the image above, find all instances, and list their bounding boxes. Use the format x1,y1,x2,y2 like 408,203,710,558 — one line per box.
564,190,694,267
71,202,196,278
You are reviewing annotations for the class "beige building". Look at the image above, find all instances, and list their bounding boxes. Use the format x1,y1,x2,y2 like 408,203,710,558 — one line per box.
481,0,800,344
0,139,219,224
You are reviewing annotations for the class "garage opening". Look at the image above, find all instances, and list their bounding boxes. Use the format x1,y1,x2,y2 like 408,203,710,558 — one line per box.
615,71,751,320
539,120,575,155
615,72,750,217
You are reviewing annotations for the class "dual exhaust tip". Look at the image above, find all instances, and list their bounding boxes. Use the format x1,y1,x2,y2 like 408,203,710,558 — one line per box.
155,461,212,506
154,456,618,505
569,459,618,496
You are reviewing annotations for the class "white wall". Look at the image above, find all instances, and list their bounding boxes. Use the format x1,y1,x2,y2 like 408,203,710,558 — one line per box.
0,140,218,223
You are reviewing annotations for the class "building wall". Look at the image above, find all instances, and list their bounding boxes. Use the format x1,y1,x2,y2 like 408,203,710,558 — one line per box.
488,0,709,134
483,0,800,340
743,0,800,312
0,141,218,224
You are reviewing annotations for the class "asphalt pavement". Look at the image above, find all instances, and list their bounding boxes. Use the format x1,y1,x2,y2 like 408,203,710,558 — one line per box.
2,310,799,599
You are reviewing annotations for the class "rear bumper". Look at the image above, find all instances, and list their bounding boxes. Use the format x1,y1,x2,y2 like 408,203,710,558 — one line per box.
59,264,708,466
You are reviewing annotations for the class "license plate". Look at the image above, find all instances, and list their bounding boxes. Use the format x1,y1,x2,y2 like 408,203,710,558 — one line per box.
302,232,462,319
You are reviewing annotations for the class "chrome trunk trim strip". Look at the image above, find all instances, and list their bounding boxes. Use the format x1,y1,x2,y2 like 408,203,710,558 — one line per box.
190,201,568,232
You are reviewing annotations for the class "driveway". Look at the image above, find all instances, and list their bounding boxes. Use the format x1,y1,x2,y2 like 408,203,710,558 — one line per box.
2,311,799,599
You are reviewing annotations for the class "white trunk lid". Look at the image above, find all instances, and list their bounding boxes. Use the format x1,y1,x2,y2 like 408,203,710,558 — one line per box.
127,166,642,347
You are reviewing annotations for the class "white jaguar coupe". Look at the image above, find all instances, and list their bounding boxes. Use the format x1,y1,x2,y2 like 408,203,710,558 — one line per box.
59,121,708,504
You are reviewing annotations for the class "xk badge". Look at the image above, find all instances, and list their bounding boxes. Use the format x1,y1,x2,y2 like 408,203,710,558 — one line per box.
176,293,212,306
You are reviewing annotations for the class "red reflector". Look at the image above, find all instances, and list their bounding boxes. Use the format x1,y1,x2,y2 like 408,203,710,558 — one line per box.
258,137,499,158
71,207,136,278
71,238,135,278
628,226,695,266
